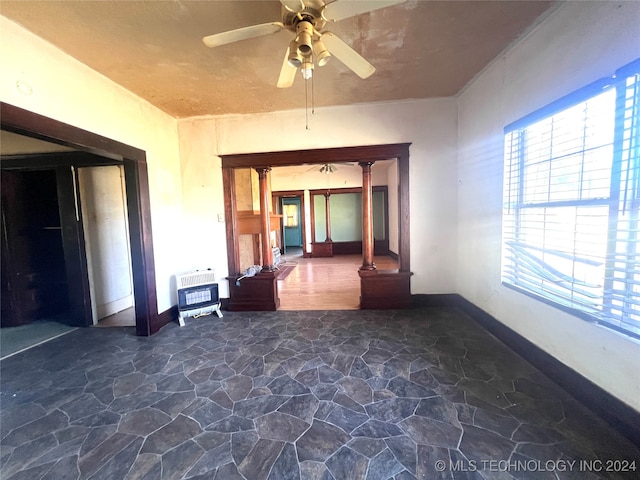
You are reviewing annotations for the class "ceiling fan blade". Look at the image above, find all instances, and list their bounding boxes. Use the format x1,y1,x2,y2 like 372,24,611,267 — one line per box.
277,47,297,88
202,22,284,48
320,32,375,79
322,0,405,22
280,0,304,13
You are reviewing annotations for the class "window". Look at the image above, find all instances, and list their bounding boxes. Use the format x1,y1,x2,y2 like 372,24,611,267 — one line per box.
284,203,299,227
502,58,640,339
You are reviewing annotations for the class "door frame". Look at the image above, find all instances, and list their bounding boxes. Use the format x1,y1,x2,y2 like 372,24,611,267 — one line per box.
222,143,411,276
282,197,303,251
273,191,306,255
1,102,160,336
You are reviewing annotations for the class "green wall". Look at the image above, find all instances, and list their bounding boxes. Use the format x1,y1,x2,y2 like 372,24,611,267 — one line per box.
313,190,386,242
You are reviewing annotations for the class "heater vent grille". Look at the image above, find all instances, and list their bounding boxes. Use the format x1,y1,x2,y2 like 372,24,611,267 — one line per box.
177,270,217,289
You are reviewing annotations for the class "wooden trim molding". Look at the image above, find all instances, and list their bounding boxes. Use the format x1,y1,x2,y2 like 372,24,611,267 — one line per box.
222,166,240,276
221,143,412,169
157,305,178,328
221,143,412,311
398,150,411,273
1,102,160,336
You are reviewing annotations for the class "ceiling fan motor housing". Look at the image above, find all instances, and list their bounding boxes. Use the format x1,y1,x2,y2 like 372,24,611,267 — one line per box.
282,6,324,31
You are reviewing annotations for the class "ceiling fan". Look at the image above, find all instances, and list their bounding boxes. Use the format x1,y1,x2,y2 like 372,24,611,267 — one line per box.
202,0,405,88
308,162,354,174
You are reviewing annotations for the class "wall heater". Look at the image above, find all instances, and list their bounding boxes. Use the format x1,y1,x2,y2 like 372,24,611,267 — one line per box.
175,269,222,327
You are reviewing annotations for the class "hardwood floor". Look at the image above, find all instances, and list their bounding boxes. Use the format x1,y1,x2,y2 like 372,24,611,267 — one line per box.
97,306,136,327
96,252,399,327
277,250,399,310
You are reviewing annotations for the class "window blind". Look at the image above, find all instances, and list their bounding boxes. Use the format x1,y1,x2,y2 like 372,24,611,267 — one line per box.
502,58,640,339
605,69,640,335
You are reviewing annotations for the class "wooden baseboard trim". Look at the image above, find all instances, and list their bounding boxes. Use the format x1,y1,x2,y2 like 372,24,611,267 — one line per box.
412,293,640,445
156,305,178,331
411,293,457,307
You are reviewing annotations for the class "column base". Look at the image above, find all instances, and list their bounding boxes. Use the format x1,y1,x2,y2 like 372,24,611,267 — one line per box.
227,271,280,311
359,270,413,309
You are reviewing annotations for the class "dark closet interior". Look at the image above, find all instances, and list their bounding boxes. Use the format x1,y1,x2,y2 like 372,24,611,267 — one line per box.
1,170,71,326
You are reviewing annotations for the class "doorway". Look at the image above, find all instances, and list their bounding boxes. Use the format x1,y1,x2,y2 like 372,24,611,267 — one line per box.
78,166,135,326
221,144,412,311
0,168,88,357
282,197,302,254
1,102,160,336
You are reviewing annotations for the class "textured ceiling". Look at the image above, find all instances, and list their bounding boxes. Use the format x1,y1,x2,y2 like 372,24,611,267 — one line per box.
1,1,556,118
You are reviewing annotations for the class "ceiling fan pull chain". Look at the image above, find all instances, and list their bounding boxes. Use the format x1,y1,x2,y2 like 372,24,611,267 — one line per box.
311,72,315,116
305,75,309,130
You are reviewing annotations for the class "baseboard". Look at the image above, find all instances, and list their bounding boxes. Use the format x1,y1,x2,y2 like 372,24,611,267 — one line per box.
412,293,457,307
155,305,178,332
412,293,640,446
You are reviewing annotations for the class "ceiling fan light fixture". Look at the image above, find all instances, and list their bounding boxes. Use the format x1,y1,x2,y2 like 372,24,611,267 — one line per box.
319,163,336,174
287,40,303,67
313,40,331,67
295,21,313,56
301,58,314,80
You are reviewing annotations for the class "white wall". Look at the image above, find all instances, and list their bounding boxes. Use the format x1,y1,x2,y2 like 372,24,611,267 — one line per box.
457,1,640,411
178,98,459,294
0,17,183,313
174,118,230,294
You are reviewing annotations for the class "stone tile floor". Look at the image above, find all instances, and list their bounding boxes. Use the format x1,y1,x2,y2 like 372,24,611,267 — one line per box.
1,307,638,479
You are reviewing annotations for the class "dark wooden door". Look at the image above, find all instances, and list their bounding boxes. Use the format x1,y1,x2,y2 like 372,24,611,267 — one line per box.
1,171,33,326
0,168,91,327
56,166,92,327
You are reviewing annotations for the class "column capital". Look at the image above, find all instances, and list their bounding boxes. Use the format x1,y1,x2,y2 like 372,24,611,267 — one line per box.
358,161,375,169
254,166,272,177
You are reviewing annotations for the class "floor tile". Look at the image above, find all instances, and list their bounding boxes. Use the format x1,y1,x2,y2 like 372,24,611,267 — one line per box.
1,307,638,479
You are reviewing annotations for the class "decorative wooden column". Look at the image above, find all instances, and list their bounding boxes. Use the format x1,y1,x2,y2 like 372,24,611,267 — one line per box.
324,191,332,241
359,161,376,271
312,190,334,257
256,167,275,272
227,166,279,311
